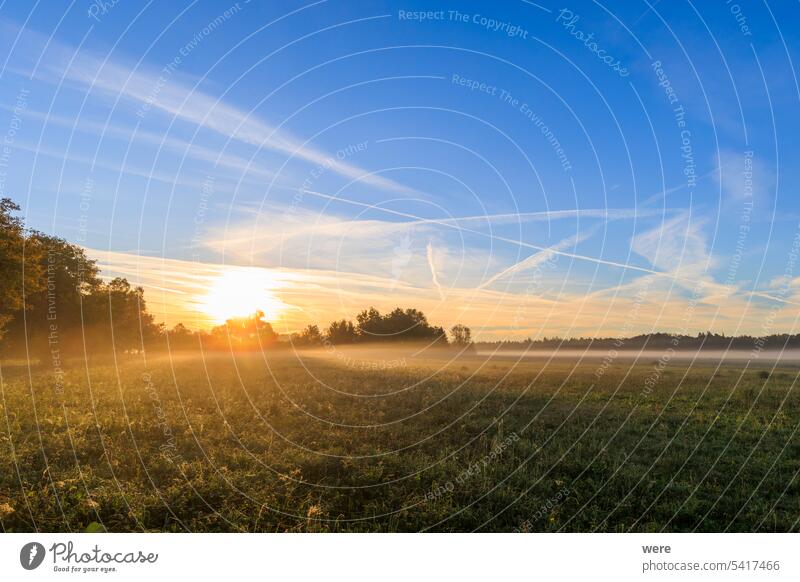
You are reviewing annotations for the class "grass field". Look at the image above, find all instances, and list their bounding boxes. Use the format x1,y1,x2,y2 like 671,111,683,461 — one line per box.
1,349,799,532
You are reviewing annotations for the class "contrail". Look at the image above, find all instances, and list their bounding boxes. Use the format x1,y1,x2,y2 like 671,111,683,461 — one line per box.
747,291,800,308
426,242,445,299
412,207,672,226
477,226,601,290
302,189,800,307
300,189,682,281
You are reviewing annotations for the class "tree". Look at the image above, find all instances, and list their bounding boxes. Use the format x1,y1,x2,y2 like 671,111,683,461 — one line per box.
354,307,447,344
167,323,195,350
206,310,278,351
0,198,44,337
10,233,103,356
292,324,322,346
102,277,159,352
356,307,383,337
450,324,472,346
2,230,158,357
327,319,357,344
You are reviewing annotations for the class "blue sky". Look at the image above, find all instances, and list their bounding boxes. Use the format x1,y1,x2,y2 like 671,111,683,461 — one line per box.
1,0,799,338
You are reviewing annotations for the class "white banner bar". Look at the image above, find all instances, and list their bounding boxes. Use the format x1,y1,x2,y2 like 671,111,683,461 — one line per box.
1,533,797,581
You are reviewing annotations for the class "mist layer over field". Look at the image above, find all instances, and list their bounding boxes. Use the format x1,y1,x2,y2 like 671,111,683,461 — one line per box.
476,349,800,366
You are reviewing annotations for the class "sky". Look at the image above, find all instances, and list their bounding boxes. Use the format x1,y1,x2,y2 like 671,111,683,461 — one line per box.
1,0,799,340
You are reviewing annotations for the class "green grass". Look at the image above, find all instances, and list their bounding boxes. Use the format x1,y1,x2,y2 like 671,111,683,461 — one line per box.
1,351,799,532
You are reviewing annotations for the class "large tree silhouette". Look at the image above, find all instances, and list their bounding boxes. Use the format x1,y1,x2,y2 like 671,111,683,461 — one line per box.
0,199,159,358
0,198,43,336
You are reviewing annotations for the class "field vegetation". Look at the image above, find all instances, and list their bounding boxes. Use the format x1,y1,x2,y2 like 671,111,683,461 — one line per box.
2,349,798,532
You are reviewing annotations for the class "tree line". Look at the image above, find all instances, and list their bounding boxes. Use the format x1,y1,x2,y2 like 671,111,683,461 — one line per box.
15,195,794,360
289,308,473,348
165,307,471,352
5,196,799,361
0,198,473,360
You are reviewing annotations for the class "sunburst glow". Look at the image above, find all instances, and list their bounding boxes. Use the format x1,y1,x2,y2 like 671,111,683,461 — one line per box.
200,268,288,324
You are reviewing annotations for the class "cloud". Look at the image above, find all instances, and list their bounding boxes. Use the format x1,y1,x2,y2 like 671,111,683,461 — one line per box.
715,149,775,204
631,212,712,279
630,212,743,309
12,140,209,189
301,187,677,227
88,246,800,340
14,106,281,186
2,19,411,195
205,197,675,284
87,199,782,340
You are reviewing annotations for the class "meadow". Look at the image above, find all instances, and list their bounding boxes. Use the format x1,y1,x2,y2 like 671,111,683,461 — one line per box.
1,348,799,532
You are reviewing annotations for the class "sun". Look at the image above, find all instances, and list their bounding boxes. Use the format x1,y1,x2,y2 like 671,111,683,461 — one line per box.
200,268,288,324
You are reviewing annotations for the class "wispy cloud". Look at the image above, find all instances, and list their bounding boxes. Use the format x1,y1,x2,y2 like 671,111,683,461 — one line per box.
3,18,411,195
12,140,208,189
14,106,281,185
715,149,775,205
629,211,739,308
631,211,713,280
89,246,800,339
300,189,691,280
203,197,672,283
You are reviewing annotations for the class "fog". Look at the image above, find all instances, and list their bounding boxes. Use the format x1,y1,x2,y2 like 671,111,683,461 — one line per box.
281,343,800,369
476,348,800,366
